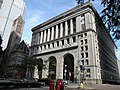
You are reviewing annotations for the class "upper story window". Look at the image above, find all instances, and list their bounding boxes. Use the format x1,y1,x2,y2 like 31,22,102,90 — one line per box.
68,20,70,35
63,22,65,36
81,14,85,30
73,17,76,33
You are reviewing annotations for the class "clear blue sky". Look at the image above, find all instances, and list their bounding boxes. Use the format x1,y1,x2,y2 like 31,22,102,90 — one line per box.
22,0,120,60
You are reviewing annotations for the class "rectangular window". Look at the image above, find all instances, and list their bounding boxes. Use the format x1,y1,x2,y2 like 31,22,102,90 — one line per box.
62,40,64,45
85,46,88,51
73,17,76,33
81,53,84,58
67,38,70,44
46,29,48,42
85,52,88,58
50,27,52,40
81,14,86,30
68,20,70,35
63,22,65,36
86,59,89,65
85,39,87,44
81,46,84,51
58,24,60,38
57,41,59,46
52,43,54,48
81,40,83,45
81,60,84,65
73,36,76,43
54,26,56,39
48,44,50,49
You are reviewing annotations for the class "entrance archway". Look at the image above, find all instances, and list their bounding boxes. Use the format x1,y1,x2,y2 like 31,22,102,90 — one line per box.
63,53,74,82
48,56,57,79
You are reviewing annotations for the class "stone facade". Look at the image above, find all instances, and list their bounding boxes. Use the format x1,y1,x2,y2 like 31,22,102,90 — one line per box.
31,2,119,84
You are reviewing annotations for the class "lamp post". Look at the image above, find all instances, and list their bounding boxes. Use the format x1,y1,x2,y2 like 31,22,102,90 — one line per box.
77,35,81,88
64,64,67,82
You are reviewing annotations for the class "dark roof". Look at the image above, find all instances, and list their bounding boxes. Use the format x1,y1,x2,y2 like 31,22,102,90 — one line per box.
13,40,29,53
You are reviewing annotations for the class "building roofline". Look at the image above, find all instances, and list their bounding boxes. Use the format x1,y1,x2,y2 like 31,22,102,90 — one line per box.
31,1,117,48
31,1,93,31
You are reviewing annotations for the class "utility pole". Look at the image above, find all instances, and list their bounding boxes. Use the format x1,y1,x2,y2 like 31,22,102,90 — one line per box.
77,35,81,88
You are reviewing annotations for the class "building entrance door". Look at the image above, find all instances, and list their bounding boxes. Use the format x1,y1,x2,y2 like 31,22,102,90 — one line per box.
63,53,74,82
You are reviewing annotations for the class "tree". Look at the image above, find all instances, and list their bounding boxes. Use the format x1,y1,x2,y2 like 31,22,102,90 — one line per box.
16,57,43,79
100,0,120,40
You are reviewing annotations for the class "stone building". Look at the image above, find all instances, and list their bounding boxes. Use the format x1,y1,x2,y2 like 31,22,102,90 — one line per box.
31,2,119,84
8,40,29,78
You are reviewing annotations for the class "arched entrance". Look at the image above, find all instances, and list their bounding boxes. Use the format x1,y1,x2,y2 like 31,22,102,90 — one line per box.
48,56,57,79
63,53,74,82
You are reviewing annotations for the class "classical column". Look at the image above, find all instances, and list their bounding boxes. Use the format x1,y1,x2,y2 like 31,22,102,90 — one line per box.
40,31,43,44
76,16,81,32
60,23,63,37
43,30,46,43
55,25,59,39
65,21,68,36
47,29,50,42
70,19,73,34
51,27,54,40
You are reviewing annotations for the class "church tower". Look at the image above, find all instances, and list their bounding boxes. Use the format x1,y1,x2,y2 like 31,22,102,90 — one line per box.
6,15,24,56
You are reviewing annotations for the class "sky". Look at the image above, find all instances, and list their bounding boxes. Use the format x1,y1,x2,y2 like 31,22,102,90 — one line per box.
22,0,120,60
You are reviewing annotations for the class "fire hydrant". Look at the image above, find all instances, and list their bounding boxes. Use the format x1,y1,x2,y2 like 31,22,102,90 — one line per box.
49,80,54,90
80,82,84,90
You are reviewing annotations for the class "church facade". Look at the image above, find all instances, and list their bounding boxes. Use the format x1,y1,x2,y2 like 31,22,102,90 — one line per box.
31,2,119,84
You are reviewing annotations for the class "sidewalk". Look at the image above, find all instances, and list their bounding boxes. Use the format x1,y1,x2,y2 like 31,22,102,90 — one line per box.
65,83,120,90
65,83,95,90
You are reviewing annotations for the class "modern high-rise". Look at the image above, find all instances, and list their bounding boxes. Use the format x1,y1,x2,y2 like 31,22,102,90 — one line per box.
31,2,120,84
0,0,26,50
0,0,3,9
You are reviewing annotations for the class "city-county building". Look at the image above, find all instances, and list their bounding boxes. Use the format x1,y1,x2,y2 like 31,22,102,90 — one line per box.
31,2,119,84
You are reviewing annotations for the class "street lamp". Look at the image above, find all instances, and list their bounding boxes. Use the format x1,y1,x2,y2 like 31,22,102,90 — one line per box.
77,35,81,88
64,64,67,82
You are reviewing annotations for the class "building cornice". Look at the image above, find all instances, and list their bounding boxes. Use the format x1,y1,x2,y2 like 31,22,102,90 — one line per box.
32,1,93,32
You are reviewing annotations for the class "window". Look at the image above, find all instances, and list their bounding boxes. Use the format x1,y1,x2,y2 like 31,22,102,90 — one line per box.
85,46,88,51
62,40,64,45
67,38,70,44
58,24,60,38
81,14,85,30
54,26,56,39
73,17,76,33
68,20,70,35
85,39,87,44
50,27,52,40
44,45,46,49
48,44,50,49
52,43,54,48
81,60,84,65
57,41,59,46
73,36,76,43
81,53,84,58
85,52,88,58
46,29,48,42
81,46,84,51
86,59,89,65
40,46,42,50
81,40,83,45
63,22,65,36
81,34,83,37
84,33,87,36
